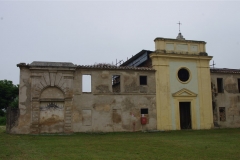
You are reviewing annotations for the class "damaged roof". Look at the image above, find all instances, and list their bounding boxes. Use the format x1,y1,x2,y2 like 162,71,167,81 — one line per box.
30,61,75,67
210,68,240,74
120,50,153,67
17,62,155,71
77,64,154,71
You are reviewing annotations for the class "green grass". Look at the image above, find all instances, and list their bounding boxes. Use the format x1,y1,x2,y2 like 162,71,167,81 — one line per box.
0,126,240,160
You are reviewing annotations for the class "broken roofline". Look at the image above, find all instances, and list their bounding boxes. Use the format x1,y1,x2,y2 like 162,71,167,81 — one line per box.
18,63,240,73
120,50,153,67
210,68,240,74
17,62,155,71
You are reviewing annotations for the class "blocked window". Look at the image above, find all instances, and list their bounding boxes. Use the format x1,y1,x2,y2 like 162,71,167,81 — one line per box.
140,108,149,124
82,110,92,126
217,78,224,93
238,79,240,93
219,107,226,121
112,75,120,93
112,109,122,124
82,75,91,92
140,76,147,85
141,108,148,114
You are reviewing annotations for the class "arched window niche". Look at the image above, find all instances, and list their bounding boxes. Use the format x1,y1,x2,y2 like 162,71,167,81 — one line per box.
39,87,65,133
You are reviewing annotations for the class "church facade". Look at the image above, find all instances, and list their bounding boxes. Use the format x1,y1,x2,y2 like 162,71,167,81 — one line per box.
151,36,213,130
6,34,240,134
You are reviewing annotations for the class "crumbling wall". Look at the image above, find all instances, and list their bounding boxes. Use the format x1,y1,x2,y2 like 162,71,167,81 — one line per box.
211,73,240,128
8,65,32,134
6,107,19,133
8,62,76,134
72,68,157,132
12,63,156,134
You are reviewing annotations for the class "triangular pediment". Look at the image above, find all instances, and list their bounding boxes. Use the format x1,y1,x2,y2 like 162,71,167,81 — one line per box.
172,88,197,97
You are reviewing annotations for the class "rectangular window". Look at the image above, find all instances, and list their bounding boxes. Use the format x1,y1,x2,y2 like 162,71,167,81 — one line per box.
140,108,149,124
217,78,224,93
238,79,240,93
219,107,226,121
82,75,91,92
140,76,147,85
112,75,120,93
141,108,148,114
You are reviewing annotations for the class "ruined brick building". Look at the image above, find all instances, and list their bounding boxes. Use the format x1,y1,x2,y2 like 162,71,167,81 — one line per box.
6,33,240,134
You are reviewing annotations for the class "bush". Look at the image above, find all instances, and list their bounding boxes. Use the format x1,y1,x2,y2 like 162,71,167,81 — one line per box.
0,116,6,125
0,109,5,117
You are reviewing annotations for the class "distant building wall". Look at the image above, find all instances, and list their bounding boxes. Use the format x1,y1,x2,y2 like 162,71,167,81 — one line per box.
211,70,240,128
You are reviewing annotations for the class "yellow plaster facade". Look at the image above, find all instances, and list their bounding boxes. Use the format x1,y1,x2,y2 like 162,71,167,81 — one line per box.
150,37,213,130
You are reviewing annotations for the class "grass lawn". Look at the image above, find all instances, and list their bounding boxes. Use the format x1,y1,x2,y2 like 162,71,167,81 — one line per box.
0,126,240,160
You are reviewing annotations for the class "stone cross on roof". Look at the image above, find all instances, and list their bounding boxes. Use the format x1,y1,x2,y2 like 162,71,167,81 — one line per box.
177,21,182,33
176,21,185,40
210,60,216,68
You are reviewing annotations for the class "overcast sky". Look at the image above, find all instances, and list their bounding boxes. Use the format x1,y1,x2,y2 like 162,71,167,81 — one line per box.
0,1,240,85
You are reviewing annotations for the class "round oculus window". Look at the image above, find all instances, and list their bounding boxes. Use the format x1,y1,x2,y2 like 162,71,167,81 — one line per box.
178,68,190,82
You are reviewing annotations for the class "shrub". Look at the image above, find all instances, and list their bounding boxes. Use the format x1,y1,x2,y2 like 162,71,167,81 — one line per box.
0,116,6,125
0,109,5,117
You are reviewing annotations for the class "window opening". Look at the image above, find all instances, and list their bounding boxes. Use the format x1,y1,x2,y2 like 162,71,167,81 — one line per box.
178,68,190,82
141,108,148,114
217,78,224,93
112,75,120,93
140,76,147,85
238,79,240,93
140,108,149,124
82,75,91,92
219,107,226,121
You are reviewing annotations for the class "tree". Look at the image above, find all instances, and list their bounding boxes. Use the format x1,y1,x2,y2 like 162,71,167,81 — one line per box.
0,80,19,115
